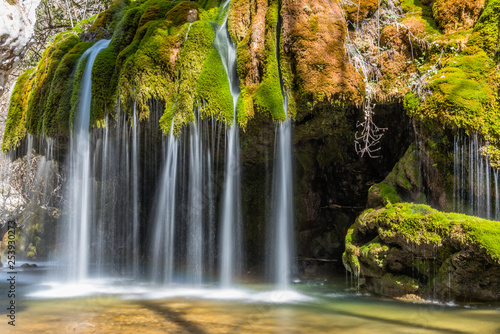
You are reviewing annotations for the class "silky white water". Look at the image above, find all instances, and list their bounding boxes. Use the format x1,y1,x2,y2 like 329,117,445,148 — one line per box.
66,39,110,281
271,95,294,290
453,133,497,219
215,3,243,288
151,123,179,284
187,108,204,285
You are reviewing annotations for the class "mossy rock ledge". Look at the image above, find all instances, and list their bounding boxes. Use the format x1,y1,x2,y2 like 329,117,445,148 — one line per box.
343,203,500,302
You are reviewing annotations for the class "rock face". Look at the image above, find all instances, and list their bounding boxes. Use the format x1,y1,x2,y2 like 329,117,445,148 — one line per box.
4,0,499,279
281,0,364,108
0,0,40,97
343,203,500,301
0,0,413,267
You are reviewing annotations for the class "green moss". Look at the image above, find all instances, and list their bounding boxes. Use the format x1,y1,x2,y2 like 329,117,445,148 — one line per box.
44,42,94,137
198,0,220,10
119,20,176,120
465,218,500,262
279,29,296,118
371,183,402,206
241,0,285,123
90,0,129,33
70,51,91,127
254,1,285,120
381,273,419,291
195,46,234,126
343,227,361,276
110,5,145,53
165,1,201,27
138,0,183,27
199,6,219,21
159,20,216,134
374,143,424,205
362,203,500,261
404,92,420,114
400,0,440,36
91,47,118,127
468,0,500,58
409,49,499,142
2,69,35,152
25,34,80,136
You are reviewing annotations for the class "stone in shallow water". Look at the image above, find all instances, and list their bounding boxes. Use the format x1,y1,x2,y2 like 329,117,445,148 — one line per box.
343,203,500,302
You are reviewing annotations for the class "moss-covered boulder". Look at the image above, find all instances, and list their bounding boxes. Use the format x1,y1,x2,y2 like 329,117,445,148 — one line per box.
367,143,426,208
343,203,500,301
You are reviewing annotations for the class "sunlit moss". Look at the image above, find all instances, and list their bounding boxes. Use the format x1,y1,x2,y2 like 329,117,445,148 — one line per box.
44,42,93,137
160,20,219,135
90,47,118,128
252,1,285,122
408,49,499,143
2,69,35,152
25,34,80,135
468,0,500,58
196,47,234,125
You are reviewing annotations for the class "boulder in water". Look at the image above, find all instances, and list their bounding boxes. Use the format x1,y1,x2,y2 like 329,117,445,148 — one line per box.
343,203,500,302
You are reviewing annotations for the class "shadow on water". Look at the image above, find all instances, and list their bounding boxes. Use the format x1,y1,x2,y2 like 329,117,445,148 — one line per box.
326,307,469,334
140,301,207,334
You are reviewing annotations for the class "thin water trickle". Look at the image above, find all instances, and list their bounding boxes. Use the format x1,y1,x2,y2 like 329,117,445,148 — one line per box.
132,103,140,276
187,108,204,285
151,123,179,284
271,95,294,290
453,134,497,220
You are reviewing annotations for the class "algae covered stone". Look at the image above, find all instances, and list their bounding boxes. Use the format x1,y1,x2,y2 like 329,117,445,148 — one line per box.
343,203,500,301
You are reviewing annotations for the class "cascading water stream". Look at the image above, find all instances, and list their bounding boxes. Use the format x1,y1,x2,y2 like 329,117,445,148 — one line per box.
270,4,295,290
131,103,140,276
187,108,204,285
151,123,179,284
67,39,110,282
452,133,497,220
271,96,294,290
215,2,243,288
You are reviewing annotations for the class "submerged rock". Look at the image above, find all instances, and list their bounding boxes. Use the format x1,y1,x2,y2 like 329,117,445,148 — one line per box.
343,203,500,302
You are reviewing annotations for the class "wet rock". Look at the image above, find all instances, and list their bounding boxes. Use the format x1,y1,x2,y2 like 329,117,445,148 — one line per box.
343,203,500,302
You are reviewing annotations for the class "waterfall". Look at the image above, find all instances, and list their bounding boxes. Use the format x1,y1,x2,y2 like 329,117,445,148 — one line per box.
131,103,140,276
215,4,243,288
452,133,497,220
66,39,110,282
187,108,204,285
150,108,221,285
495,170,499,219
151,123,179,284
271,98,294,290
